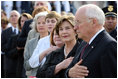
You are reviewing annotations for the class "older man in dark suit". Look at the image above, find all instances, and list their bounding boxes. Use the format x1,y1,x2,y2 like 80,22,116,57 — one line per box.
1,10,20,78
65,4,117,78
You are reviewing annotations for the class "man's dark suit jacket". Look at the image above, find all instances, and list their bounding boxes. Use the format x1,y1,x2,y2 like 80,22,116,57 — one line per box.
5,34,19,74
1,27,16,52
1,27,18,74
17,19,33,47
65,30,117,78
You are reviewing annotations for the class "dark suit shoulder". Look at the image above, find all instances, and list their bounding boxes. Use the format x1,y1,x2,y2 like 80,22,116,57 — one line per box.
110,29,117,40
103,31,116,43
11,34,19,38
2,27,12,33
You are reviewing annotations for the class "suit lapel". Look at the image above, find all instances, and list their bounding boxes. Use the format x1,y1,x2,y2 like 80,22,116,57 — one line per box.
82,44,94,60
82,30,106,60
8,27,14,34
74,41,87,62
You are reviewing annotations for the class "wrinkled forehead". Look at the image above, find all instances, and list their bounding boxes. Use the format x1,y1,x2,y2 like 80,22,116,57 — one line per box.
75,12,87,22
10,12,18,16
75,8,86,19
37,16,46,21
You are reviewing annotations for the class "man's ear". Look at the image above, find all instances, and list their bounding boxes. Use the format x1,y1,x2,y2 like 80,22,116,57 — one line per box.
92,18,98,26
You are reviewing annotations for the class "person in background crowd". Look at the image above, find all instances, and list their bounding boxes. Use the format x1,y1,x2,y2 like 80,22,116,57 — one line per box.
102,5,117,40
17,1,50,50
2,13,32,78
17,3,50,76
1,9,12,28
24,12,49,77
1,10,20,78
1,18,9,31
18,13,33,32
65,4,116,78
28,11,61,71
16,13,32,77
26,7,50,43
24,10,50,77
1,9,9,78
1,10,20,54
34,1,49,9
1,18,9,78
36,26,64,78
1,9,7,19
36,15,80,78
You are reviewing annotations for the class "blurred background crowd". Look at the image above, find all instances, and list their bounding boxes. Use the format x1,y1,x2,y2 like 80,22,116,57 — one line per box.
1,1,117,18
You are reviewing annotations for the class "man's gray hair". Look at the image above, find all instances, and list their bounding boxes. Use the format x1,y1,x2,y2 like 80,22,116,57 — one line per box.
34,1,48,7
10,10,20,18
79,4,105,26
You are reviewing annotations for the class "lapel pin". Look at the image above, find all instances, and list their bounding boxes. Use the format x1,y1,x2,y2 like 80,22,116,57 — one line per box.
91,46,94,48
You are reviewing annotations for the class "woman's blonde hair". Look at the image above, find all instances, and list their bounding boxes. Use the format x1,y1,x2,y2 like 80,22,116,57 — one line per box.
32,6,50,18
45,11,61,21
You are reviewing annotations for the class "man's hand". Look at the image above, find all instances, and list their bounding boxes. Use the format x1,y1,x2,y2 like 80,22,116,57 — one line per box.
68,59,89,78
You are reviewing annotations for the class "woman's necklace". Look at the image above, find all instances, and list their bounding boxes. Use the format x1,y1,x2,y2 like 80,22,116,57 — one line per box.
64,48,68,58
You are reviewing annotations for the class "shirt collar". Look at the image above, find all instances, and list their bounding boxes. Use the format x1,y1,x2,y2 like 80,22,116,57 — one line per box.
11,25,18,34
11,26,15,32
89,27,104,44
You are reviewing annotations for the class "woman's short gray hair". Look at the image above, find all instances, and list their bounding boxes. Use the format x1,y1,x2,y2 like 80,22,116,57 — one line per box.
30,11,48,31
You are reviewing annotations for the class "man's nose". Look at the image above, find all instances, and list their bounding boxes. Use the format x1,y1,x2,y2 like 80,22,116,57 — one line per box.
108,19,113,22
